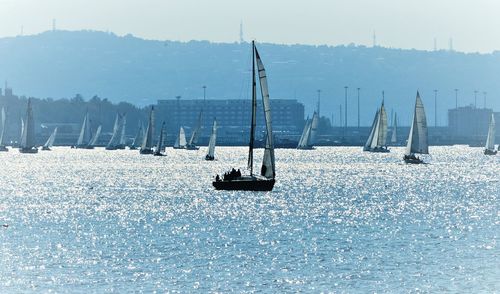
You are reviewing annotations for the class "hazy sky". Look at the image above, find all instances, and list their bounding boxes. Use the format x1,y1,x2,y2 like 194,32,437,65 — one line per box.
1,0,499,53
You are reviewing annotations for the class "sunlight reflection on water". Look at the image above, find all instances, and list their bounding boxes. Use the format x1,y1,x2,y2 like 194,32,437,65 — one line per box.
0,146,498,292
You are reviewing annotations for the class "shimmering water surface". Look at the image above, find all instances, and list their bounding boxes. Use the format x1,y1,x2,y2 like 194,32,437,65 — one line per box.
0,146,499,292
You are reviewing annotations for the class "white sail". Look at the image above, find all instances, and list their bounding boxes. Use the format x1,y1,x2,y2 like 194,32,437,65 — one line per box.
377,103,388,147
21,99,36,149
364,110,378,151
309,112,319,146
77,112,91,146
297,118,311,148
255,46,275,179
391,112,398,144
188,111,202,146
44,127,58,148
156,122,165,152
179,127,187,147
119,114,127,145
141,106,154,151
405,92,429,155
132,123,143,147
0,107,6,146
20,118,24,144
107,114,121,147
89,125,101,147
485,113,496,151
207,119,217,158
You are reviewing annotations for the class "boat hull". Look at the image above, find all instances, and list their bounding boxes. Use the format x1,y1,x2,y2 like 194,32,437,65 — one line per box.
0,145,9,152
41,146,51,151
484,149,497,155
76,145,94,149
139,148,154,155
205,155,215,161
365,147,390,153
19,147,38,154
403,154,424,164
297,146,315,150
153,152,165,156
185,145,199,150
213,178,275,191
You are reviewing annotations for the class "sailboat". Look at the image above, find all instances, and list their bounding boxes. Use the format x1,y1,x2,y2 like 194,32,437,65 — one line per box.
404,92,429,164
390,112,398,145
154,122,166,156
186,111,202,150
0,107,8,151
364,100,389,152
213,41,276,191
129,122,143,150
484,113,497,155
89,125,102,148
117,114,127,149
19,98,38,153
205,119,217,160
173,127,187,149
140,106,154,154
75,111,94,149
106,113,125,150
297,112,318,149
42,127,58,151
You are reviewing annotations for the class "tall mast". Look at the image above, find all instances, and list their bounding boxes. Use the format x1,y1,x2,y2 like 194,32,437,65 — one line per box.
247,41,257,175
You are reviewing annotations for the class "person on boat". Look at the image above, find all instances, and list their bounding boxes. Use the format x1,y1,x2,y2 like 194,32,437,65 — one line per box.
215,174,220,182
236,169,241,177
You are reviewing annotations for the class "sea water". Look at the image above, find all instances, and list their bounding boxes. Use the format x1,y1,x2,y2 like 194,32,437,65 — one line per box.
0,146,498,292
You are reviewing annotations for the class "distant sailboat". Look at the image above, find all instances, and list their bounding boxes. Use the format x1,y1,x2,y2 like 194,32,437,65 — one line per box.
75,111,94,149
89,125,102,148
154,122,166,156
297,112,318,149
118,114,127,149
484,113,497,155
364,99,389,152
129,122,143,150
42,127,58,151
106,113,125,150
173,127,187,149
140,106,154,155
205,119,217,160
19,98,38,153
404,92,429,164
186,111,202,150
0,107,8,151
213,41,276,191
390,112,398,145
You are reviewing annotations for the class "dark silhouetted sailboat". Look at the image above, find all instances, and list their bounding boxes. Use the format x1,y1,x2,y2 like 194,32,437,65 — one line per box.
213,41,276,191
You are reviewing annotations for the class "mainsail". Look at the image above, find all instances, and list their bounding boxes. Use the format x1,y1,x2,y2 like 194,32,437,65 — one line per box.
405,92,429,155
156,122,166,153
119,114,127,146
188,111,202,146
20,99,36,149
43,127,58,148
131,122,143,148
391,112,398,144
175,127,187,148
76,112,92,147
107,113,124,148
0,107,6,146
89,125,102,147
140,106,154,152
255,46,275,179
485,113,496,151
364,101,388,150
206,119,217,158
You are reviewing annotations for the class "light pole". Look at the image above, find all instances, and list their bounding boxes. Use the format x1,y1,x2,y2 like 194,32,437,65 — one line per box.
434,89,438,127
454,89,458,109
474,90,478,108
344,86,348,131
357,87,360,129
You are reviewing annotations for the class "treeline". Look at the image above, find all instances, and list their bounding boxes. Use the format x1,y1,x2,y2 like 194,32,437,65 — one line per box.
0,93,149,142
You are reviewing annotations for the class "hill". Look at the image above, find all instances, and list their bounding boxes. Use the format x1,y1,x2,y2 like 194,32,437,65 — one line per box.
1,30,499,126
